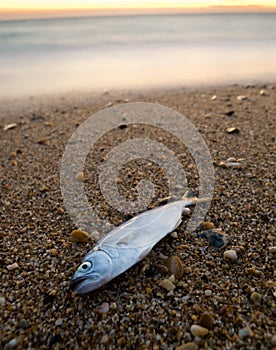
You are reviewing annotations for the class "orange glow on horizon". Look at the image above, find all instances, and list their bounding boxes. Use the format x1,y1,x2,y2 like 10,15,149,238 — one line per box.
0,1,276,19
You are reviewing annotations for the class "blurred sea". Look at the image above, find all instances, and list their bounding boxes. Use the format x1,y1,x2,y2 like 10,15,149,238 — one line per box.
0,13,276,97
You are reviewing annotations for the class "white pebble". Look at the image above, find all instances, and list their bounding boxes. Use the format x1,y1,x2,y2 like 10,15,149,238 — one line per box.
204,289,212,296
190,325,209,337
0,296,5,305
223,250,238,261
3,123,17,131
7,263,19,271
6,338,17,349
55,318,63,326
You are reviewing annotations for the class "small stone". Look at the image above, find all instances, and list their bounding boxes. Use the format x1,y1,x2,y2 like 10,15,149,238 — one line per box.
95,302,109,315
55,318,63,326
200,222,215,230
164,256,184,279
250,292,262,304
271,335,276,346
75,172,84,181
227,127,240,134
198,312,214,329
269,247,276,255
239,327,253,339
3,123,17,131
226,157,236,162
0,296,5,305
223,249,238,261
237,95,247,101
71,229,89,243
211,95,217,101
38,138,47,145
190,324,209,337
6,338,17,349
101,334,109,344
50,248,58,256
224,110,235,117
159,278,176,291
259,89,268,96
176,342,198,350
57,207,64,214
170,231,178,238
155,264,168,275
7,262,19,271
225,162,242,168
19,319,28,329
204,289,212,297
90,231,100,241
200,229,230,248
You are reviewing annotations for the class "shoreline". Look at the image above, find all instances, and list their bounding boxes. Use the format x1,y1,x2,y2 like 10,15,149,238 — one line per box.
1,83,275,349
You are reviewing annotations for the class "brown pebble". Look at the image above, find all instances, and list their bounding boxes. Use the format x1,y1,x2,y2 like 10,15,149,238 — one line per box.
198,312,214,329
176,342,198,350
200,221,215,230
38,138,47,145
75,172,84,181
159,278,176,291
50,249,58,257
269,247,276,255
101,334,109,344
164,256,184,279
94,302,109,315
223,249,238,261
271,335,276,346
71,229,89,243
155,264,169,275
57,207,64,214
250,292,262,304
190,324,209,337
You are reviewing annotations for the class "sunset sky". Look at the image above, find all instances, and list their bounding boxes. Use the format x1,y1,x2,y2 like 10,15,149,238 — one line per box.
1,0,276,19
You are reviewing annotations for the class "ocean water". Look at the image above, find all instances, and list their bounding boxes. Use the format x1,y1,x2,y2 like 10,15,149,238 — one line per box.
0,13,276,97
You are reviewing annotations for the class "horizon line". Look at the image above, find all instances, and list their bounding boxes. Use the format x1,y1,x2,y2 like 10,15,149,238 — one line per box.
1,5,276,20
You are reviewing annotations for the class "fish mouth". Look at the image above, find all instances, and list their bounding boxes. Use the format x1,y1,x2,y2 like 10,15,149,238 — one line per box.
69,276,88,292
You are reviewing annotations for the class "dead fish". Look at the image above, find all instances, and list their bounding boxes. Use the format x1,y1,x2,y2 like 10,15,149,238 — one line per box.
70,192,202,294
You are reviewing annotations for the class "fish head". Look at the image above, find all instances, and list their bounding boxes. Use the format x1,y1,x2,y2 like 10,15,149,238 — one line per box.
70,249,112,294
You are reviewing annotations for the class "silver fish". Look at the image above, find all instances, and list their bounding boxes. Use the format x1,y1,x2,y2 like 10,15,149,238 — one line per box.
70,194,198,294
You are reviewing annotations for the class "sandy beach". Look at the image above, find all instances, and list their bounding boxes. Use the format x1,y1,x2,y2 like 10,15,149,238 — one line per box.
1,84,275,349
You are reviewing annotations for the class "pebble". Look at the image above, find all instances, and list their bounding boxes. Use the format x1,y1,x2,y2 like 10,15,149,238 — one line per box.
200,221,215,230
269,247,276,255
200,229,230,248
190,325,209,337
227,127,240,134
159,278,176,291
239,327,253,339
50,248,58,256
94,302,109,315
75,171,84,181
198,312,214,329
6,262,19,271
5,338,17,349
250,292,262,304
211,95,217,100
176,342,198,350
223,249,238,261
164,256,184,279
259,89,268,96
224,110,235,117
19,319,28,329
0,296,5,305
204,289,212,297
71,229,89,243
101,334,109,344
271,335,276,346
3,123,17,131
55,318,63,326
237,95,247,101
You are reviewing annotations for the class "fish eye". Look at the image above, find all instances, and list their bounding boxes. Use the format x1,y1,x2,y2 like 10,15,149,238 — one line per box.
79,261,92,272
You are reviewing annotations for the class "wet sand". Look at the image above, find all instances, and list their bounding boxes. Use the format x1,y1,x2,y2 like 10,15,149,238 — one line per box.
1,84,275,349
